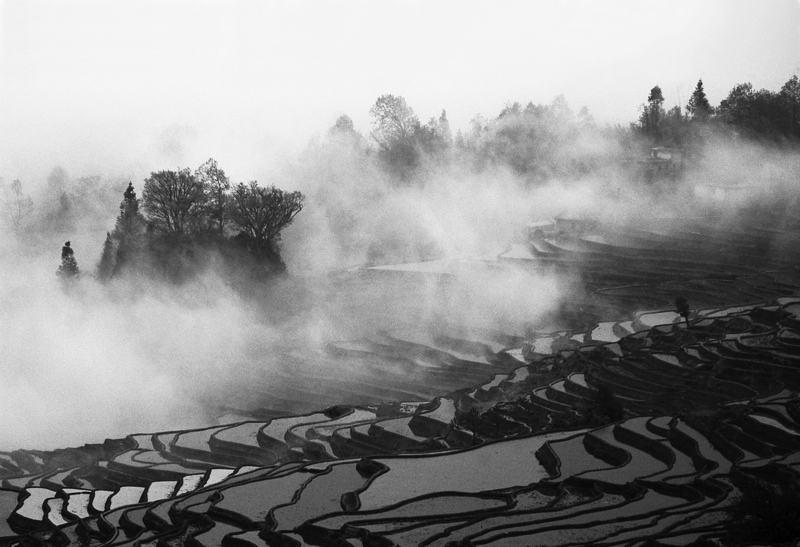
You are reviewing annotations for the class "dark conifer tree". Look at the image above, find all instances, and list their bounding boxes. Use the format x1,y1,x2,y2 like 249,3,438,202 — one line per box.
115,182,146,235
56,241,79,279
687,79,713,121
96,232,116,281
638,85,666,141
101,182,147,278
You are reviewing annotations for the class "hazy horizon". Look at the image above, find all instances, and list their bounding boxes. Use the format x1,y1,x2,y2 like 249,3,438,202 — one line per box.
1,0,798,185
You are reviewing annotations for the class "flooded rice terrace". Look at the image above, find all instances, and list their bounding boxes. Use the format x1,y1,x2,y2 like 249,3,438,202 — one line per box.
205,260,556,420
198,217,800,425
4,214,800,545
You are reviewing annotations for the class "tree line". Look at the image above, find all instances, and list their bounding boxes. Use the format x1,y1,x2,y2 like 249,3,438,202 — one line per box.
331,75,800,183
637,76,800,147
4,74,800,281
341,92,602,182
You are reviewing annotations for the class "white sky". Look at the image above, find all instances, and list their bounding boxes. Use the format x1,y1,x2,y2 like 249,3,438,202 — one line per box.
1,0,799,184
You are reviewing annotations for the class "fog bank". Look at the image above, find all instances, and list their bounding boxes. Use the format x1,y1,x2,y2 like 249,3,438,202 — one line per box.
3,119,800,451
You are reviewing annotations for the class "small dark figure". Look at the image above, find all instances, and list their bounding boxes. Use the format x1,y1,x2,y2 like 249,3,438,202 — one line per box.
57,241,80,279
675,296,690,327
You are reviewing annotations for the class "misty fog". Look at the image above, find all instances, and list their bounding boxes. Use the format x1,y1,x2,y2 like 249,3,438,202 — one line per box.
3,89,800,451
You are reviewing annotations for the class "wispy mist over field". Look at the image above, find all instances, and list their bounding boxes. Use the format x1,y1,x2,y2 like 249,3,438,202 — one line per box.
0,129,602,449
6,97,800,449
0,158,564,449
1,236,270,450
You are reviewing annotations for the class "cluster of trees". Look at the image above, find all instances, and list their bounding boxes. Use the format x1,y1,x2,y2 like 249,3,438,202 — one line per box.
636,76,800,148
96,158,304,282
461,96,601,180
2,169,124,242
313,95,454,181
2,160,303,286
327,93,606,184
368,94,453,179
718,76,800,142
323,74,798,185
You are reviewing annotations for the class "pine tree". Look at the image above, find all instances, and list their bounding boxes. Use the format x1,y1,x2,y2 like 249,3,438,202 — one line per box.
114,182,146,236
96,232,116,281
110,182,147,276
56,241,79,279
638,85,666,140
687,79,713,121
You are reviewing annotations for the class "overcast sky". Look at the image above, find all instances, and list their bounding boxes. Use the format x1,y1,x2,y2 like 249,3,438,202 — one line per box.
1,0,798,185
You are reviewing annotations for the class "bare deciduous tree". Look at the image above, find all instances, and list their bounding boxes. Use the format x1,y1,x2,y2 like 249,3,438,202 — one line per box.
229,181,304,257
194,158,230,235
369,94,419,150
142,169,206,234
2,179,34,235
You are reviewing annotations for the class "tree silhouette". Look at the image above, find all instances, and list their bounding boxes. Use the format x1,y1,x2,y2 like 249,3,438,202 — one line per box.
194,158,230,235
56,241,79,279
1,179,34,235
229,181,304,268
686,79,713,121
638,85,666,141
330,114,356,136
98,182,147,280
675,296,691,327
370,94,421,178
142,169,206,234
780,75,800,139
370,94,418,147
115,182,146,236
716,82,788,141
96,232,116,280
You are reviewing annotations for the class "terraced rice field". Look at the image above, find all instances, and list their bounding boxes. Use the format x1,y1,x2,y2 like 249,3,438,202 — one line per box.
2,218,800,545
